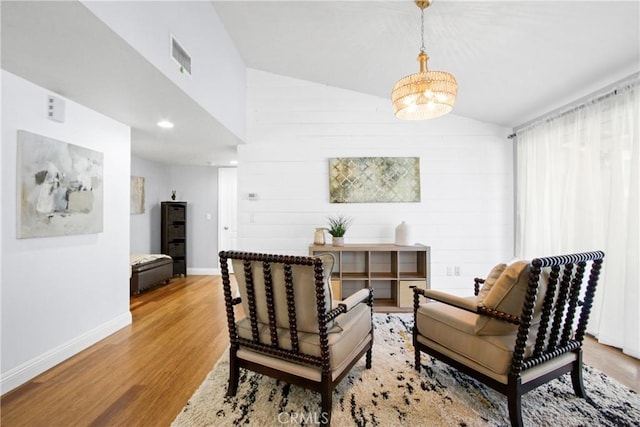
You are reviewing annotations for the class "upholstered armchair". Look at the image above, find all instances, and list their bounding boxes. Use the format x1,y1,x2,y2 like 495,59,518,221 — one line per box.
413,251,604,427
220,251,374,426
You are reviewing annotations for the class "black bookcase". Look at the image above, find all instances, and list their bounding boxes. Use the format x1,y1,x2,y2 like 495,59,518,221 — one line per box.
161,201,187,277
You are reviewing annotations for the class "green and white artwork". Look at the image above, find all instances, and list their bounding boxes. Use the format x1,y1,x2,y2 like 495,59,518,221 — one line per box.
17,130,104,238
329,157,421,203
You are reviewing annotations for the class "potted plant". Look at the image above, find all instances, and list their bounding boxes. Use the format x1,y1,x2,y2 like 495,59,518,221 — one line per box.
327,214,352,246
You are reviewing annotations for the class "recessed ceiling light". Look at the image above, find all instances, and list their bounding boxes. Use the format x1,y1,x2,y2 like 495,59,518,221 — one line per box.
229,160,238,165
157,120,174,129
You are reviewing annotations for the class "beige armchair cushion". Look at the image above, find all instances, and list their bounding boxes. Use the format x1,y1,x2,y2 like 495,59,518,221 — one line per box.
416,302,538,375
236,301,372,373
475,261,529,335
232,253,335,334
476,263,507,303
475,261,549,335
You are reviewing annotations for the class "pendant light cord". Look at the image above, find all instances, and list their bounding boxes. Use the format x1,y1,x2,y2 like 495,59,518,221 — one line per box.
420,8,426,53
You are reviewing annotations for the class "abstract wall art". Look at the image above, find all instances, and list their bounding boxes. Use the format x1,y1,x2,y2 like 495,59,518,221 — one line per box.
17,130,104,238
130,176,145,214
329,157,421,203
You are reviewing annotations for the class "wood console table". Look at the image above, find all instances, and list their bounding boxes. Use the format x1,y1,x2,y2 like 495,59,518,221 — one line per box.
309,243,430,309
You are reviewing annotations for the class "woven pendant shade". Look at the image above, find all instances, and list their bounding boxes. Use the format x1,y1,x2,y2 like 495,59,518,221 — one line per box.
392,52,457,120
391,1,457,120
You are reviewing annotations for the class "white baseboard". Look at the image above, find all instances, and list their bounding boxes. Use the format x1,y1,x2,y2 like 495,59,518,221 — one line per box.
0,311,132,394
187,268,220,275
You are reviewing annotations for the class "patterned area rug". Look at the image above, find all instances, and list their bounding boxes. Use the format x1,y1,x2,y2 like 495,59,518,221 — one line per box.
173,314,639,426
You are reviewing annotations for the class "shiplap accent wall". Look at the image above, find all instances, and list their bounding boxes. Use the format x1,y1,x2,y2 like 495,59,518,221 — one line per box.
239,69,514,293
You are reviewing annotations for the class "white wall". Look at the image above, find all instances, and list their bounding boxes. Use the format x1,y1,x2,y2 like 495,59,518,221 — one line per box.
82,0,246,141
239,70,514,294
129,158,219,273
0,70,3,368
1,71,132,393
169,165,219,274
130,155,171,254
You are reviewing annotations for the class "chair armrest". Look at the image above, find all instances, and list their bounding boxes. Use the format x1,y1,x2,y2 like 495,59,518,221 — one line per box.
474,277,484,296
420,289,520,325
339,288,371,311
421,289,479,313
477,306,520,324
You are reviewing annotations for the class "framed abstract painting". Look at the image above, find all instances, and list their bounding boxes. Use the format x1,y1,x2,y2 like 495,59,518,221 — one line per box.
17,130,104,238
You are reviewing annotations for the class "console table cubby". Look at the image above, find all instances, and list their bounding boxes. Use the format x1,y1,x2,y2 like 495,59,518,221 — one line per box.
309,243,430,310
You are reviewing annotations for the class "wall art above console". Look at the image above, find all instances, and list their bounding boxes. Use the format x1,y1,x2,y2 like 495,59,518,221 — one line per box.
329,157,421,203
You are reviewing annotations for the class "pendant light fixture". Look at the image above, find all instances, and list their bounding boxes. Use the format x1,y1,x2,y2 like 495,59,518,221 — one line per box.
391,0,457,120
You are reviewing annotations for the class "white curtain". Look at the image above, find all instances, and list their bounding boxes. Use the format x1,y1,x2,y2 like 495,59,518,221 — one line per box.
515,80,639,358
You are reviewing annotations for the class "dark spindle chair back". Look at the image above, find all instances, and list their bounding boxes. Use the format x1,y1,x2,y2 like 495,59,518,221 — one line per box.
413,250,604,427
219,250,374,427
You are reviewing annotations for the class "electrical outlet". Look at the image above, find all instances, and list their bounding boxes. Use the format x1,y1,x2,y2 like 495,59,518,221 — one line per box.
454,266,460,276
446,266,452,276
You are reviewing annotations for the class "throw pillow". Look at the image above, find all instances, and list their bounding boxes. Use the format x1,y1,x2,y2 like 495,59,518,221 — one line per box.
475,260,530,335
477,263,507,303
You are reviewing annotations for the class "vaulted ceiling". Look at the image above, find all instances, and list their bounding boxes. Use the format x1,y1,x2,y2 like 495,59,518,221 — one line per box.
2,1,639,165
213,0,640,128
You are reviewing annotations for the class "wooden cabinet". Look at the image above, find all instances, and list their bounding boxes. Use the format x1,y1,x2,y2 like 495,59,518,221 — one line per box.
309,243,430,310
161,202,187,277
398,280,428,308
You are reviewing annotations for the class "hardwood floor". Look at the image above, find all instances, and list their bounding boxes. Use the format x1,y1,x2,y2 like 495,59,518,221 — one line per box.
2,275,638,426
1,276,229,427
583,334,640,392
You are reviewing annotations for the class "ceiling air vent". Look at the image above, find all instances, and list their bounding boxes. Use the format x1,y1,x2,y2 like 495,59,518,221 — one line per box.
171,35,192,76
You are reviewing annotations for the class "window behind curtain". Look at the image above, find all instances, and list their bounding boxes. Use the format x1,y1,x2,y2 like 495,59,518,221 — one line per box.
514,80,639,358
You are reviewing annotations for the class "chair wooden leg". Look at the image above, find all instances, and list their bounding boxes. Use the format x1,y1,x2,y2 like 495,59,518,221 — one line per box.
413,328,421,372
507,376,523,427
571,351,586,398
226,347,239,396
507,393,523,427
320,381,332,427
366,346,372,369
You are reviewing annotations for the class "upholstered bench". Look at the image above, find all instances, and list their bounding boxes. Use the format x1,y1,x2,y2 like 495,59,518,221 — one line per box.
130,254,173,295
